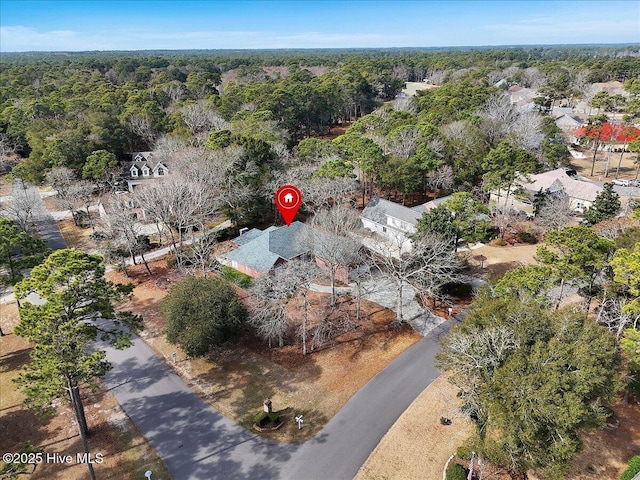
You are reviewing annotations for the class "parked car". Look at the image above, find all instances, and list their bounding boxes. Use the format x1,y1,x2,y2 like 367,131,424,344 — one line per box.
629,179,640,188
612,179,630,187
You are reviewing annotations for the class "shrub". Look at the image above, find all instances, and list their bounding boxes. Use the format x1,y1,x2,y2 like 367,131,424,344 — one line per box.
445,463,468,480
517,231,537,244
253,411,280,427
621,455,640,480
165,251,177,268
161,276,246,357
456,445,473,460
219,265,253,288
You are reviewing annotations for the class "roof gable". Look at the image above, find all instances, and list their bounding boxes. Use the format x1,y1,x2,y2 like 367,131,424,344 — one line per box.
362,197,422,226
226,222,308,273
521,168,602,202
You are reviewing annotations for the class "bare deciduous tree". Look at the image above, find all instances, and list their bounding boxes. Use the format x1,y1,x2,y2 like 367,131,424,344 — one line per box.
436,325,519,428
46,166,78,222
297,204,362,305
372,232,463,323
175,232,219,277
387,126,419,159
106,196,152,275
282,260,321,355
249,273,297,348
2,183,40,233
596,295,639,340
392,97,416,113
180,101,229,135
534,192,574,231
522,67,547,89
427,164,455,194
126,114,156,145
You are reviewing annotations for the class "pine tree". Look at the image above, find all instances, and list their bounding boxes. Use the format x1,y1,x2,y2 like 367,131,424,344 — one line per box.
584,183,621,225
14,249,142,480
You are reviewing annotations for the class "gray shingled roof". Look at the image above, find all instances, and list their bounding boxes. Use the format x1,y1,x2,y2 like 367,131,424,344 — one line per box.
269,221,307,259
415,195,452,212
362,197,422,225
225,222,308,273
232,228,265,245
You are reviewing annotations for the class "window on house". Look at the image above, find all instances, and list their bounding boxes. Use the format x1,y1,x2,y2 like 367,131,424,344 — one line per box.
131,168,138,177
157,168,165,176
382,226,387,233
142,167,149,177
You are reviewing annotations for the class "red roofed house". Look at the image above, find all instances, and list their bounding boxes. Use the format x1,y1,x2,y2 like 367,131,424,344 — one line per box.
574,123,640,151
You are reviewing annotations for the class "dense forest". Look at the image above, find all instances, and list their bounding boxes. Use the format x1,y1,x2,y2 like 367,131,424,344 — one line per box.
2,45,640,480
1,45,639,197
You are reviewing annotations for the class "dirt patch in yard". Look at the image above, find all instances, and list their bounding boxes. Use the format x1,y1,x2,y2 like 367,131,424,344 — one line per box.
106,259,422,442
563,400,640,480
568,149,639,181
464,243,538,279
0,302,170,480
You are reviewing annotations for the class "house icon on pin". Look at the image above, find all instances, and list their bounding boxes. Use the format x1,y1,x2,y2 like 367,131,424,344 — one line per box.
284,193,294,203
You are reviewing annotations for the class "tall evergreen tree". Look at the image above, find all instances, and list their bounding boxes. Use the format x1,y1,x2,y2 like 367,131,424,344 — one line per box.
14,250,142,480
584,182,621,225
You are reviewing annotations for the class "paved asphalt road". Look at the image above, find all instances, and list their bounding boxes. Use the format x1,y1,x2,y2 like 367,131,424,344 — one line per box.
282,320,453,480
102,320,454,480
20,181,68,250
11,189,456,479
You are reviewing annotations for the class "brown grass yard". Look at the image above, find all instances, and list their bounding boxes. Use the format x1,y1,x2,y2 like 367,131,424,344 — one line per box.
57,217,96,252
357,371,640,480
569,149,639,181
0,301,170,480
0,176,13,196
355,375,475,480
106,258,422,442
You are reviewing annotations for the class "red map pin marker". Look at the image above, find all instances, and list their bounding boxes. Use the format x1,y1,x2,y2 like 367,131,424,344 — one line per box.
275,184,302,226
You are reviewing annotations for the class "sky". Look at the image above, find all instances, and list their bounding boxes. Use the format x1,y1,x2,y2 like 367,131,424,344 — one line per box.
0,0,639,52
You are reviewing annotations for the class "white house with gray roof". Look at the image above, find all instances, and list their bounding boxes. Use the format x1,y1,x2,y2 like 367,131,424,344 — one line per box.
124,151,169,192
361,197,427,252
490,168,603,215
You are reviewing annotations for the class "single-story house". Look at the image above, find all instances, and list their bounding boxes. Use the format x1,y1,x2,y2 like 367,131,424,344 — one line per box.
221,222,309,278
508,85,539,111
490,168,603,215
222,222,353,283
554,113,583,132
124,152,169,192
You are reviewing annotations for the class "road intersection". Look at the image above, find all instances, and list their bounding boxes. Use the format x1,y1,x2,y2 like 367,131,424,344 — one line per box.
8,183,455,479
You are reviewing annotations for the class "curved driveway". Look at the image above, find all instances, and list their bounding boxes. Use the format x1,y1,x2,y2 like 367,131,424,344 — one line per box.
102,320,453,479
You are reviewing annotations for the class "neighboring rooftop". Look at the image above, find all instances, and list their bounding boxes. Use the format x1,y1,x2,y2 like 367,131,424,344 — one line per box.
521,168,603,202
362,197,423,226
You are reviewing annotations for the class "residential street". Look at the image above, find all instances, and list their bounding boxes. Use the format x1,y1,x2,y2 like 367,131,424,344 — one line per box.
282,320,453,480
101,320,453,479
6,190,454,479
